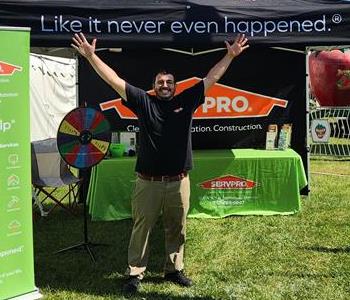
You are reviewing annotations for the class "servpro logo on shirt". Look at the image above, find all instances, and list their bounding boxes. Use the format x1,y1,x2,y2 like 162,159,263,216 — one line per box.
199,175,257,190
99,77,288,119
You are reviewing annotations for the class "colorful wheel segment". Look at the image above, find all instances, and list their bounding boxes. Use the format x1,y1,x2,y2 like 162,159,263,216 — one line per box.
57,107,111,169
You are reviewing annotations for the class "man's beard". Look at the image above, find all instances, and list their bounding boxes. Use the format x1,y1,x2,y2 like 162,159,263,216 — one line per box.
157,94,173,101
156,89,174,101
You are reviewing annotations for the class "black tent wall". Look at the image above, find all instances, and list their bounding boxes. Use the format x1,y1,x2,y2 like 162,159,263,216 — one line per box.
78,47,308,195
79,47,306,150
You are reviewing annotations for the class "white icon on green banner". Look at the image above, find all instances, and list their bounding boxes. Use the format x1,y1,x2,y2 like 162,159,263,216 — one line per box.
7,195,21,211
7,219,22,236
8,154,19,166
7,174,20,187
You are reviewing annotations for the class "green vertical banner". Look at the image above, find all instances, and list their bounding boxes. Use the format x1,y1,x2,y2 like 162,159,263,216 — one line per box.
0,27,40,300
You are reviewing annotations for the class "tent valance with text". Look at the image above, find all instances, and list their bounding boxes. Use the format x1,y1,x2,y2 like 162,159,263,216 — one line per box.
1,0,350,47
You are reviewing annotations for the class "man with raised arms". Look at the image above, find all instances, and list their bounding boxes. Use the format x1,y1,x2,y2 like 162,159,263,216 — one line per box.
72,32,249,296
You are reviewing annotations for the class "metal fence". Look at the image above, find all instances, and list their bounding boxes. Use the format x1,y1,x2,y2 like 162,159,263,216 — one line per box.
309,107,350,157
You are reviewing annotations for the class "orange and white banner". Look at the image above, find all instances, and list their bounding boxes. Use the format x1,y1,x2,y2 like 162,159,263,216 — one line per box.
99,77,288,120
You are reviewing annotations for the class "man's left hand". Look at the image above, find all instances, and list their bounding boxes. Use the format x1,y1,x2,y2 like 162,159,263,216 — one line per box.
225,34,249,58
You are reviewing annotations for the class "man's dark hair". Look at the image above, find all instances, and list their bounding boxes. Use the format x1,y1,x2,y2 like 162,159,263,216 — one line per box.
152,69,176,86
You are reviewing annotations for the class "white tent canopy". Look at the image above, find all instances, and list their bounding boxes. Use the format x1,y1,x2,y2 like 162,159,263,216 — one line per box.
30,53,77,141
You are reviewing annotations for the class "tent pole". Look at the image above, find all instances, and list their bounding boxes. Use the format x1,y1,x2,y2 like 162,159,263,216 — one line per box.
305,47,311,195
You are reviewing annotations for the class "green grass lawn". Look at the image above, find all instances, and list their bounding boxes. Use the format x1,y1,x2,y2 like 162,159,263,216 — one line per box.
33,159,350,300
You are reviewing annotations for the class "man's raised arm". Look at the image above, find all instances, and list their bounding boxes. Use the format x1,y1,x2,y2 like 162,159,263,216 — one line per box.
203,34,249,94
71,33,127,100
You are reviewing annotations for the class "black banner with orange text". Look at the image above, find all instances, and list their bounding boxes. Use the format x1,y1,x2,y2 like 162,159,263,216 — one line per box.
78,46,306,159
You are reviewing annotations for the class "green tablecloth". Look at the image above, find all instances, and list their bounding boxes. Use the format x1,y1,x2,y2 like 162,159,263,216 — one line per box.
87,149,307,220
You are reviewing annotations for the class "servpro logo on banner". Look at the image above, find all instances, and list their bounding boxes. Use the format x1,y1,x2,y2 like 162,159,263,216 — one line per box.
0,61,22,76
100,77,288,119
199,175,257,190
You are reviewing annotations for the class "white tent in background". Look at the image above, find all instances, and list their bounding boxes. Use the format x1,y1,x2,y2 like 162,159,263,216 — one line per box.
30,53,77,141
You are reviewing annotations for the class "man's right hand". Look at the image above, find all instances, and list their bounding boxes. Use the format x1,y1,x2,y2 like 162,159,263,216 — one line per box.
71,33,96,58
71,32,127,100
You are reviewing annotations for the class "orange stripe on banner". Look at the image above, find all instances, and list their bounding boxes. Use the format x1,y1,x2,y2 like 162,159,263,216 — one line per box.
99,77,288,120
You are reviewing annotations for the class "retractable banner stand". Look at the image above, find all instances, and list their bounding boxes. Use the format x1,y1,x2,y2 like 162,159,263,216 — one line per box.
0,27,41,300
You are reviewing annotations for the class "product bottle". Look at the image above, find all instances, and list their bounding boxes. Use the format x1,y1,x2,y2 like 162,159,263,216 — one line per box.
278,126,288,150
265,124,278,150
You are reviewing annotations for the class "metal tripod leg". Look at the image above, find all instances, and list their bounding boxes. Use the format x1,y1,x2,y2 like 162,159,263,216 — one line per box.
55,187,108,262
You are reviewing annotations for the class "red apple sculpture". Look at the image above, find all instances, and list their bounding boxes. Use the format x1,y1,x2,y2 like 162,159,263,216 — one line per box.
309,49,350,106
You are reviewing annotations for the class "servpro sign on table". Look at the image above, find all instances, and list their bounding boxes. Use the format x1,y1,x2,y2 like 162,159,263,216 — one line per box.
188,149,307,218
87,149,308,221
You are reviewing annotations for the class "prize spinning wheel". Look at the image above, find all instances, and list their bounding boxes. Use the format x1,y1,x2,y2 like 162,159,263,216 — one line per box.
56,107,111,262
57,107,111,169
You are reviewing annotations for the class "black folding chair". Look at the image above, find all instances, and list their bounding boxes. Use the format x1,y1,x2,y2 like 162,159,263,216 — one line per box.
31,138,82,216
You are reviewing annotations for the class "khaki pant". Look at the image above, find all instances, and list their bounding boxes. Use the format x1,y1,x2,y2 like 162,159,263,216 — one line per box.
126,176,190,279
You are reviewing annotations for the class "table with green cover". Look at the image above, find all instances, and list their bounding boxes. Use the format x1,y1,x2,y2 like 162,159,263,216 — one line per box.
87,149,307,221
